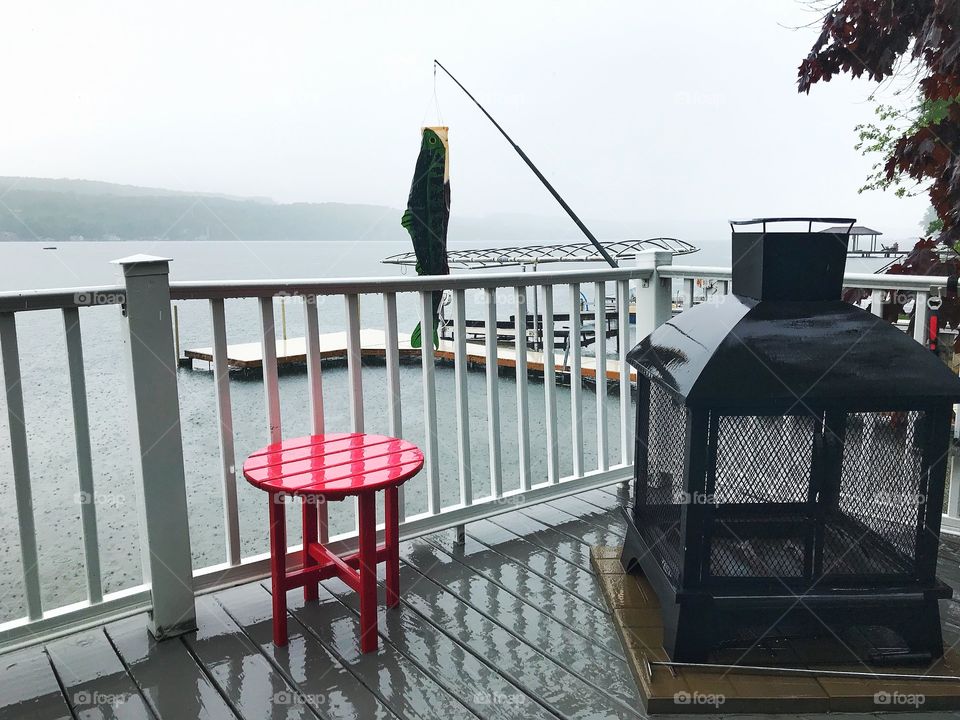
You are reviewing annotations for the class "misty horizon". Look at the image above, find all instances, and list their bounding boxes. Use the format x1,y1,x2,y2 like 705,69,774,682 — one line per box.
1,1,934,247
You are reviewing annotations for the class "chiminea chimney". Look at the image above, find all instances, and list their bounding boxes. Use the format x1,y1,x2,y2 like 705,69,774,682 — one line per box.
730,217,854,302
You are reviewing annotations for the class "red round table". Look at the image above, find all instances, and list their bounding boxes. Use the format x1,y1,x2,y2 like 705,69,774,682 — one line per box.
243,432,423,651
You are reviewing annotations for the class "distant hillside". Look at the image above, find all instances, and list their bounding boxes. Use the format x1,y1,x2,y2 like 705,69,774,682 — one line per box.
0,177,405,242
0,177,272,203
0,176,652,244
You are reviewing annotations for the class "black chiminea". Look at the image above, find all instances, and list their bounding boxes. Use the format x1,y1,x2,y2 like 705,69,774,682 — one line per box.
622,217,960,664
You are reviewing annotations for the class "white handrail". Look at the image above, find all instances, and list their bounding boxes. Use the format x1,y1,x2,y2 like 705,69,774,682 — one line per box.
0,286,125,313
168,265,653,299
662,264,951,292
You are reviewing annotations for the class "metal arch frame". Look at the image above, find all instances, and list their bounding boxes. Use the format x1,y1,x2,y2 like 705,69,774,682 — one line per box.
382,237,698,270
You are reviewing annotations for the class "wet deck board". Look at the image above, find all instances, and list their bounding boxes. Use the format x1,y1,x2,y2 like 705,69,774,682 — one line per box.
464,519,609,611
281,582,475,719
215,583,398,720
423,529,625,659
46,628,154,719
396,541,641,720
0,646,72,720
5,496,960,719
183,595,317,719
322,570,556,720
105,614,238,719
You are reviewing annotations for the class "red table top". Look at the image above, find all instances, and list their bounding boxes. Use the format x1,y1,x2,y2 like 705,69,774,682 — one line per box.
242,433,424,499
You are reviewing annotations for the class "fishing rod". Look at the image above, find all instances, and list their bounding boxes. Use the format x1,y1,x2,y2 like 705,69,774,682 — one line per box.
434,59,619,269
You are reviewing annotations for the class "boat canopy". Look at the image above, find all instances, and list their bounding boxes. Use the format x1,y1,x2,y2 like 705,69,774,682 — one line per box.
382,237,697,269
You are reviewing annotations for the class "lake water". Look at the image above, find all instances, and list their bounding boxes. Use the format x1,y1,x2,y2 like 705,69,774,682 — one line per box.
0,238,735,622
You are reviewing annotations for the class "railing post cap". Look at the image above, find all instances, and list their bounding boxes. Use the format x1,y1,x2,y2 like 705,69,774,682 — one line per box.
111,255,173,278
634,249,673,269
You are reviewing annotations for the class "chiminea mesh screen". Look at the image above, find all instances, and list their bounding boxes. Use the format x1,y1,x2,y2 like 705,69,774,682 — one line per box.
638,381,687,581
714,415,816,503
706,415,816,578
823,411,925,576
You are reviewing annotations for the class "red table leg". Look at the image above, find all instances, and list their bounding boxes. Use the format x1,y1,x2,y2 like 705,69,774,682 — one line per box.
385,486,400,608
269,492,288,646
302,495,319,602
357,492,378,653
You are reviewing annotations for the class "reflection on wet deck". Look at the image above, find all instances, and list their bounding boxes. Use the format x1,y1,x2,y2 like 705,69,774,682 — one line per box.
2,485,960,719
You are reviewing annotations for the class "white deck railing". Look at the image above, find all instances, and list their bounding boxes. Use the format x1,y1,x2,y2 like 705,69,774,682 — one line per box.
0,255,654,651
0,250,958,651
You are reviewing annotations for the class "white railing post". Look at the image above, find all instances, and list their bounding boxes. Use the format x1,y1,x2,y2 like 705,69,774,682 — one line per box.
63,307,103,603
542,285,559,483
420,291,441,514
453,289,472,507
485,288,503,498
113,255,196,639
913,292,929,345
617,279,632,466
383,293,405,523
259,297,282,444
569,283,584,477
0,313,42,620
683,278,695,309
210,299,241,565
594,281,608,471
514,286,531,490
634,250,673,339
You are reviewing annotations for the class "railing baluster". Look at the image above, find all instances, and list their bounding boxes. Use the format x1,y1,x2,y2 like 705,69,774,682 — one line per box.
570,283,584,477
420,291,440,513
345,294,364,433
515,286,531,491
302,295,327,554
383,292,404,522
344,293,364,532
543,285,559,483
870,289,884,318
0,313,42,619
618,279,632,466
210,299,241,565
485,288,503,498
62,307,102,603
595,281,608,471
304,297,325,434
453,290,472,506
914,291,928,345
683,277,695,308
258,297,282,444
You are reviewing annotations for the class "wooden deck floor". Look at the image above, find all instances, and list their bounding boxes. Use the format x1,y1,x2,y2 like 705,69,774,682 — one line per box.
3,486,960,719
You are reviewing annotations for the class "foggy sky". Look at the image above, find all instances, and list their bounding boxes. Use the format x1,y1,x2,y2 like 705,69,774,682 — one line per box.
0,1,931,246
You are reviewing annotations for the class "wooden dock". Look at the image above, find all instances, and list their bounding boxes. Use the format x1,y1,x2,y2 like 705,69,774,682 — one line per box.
182,330,637,382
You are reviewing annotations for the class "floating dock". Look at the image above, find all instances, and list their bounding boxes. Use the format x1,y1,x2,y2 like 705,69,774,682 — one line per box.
182,330,637,382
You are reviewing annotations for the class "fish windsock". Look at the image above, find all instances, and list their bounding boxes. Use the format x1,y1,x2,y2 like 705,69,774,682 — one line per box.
402,126,450,349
